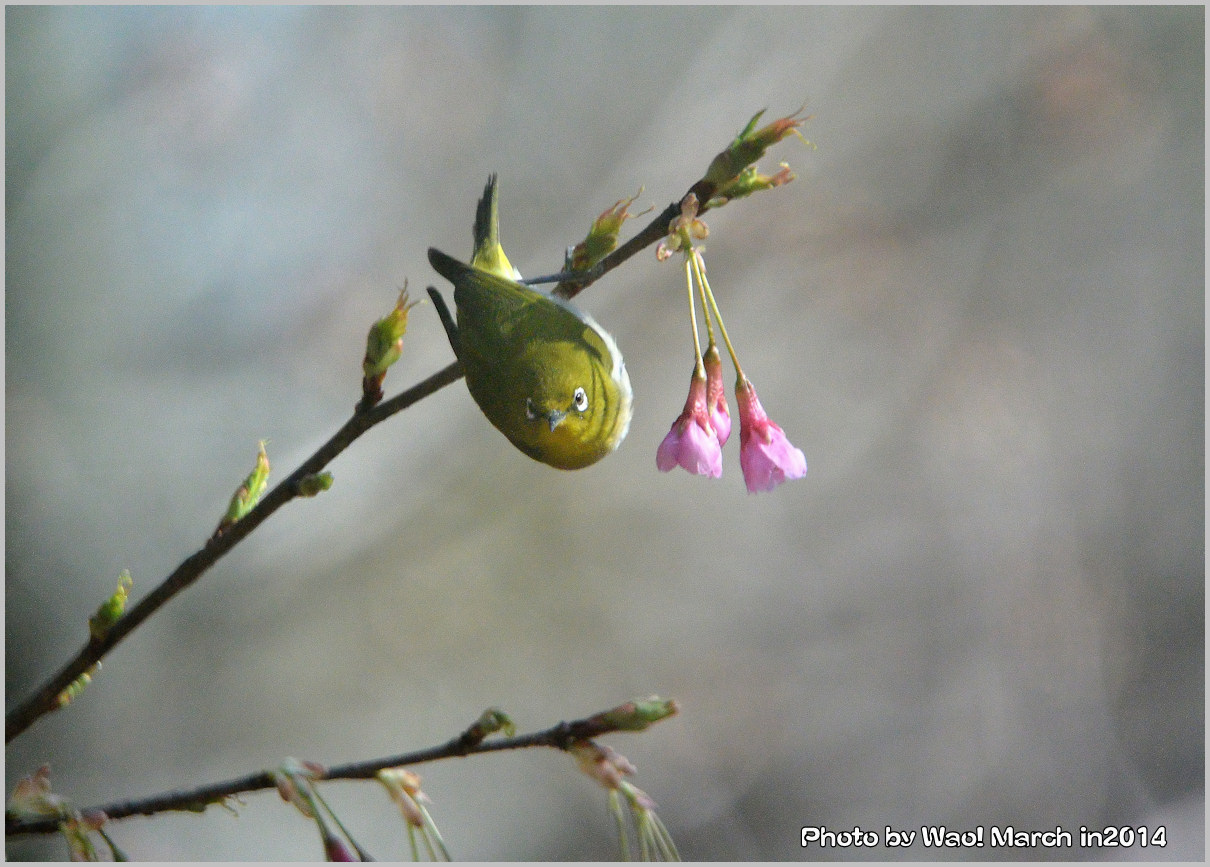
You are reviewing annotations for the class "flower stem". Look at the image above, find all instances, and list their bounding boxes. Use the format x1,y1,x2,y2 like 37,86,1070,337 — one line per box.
610,790,632,861
684,256,706,375
694,260,719,351
690,249,745,380
312,786,373,861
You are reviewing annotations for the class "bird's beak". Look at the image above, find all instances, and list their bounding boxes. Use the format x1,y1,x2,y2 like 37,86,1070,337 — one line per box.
545,409,567,432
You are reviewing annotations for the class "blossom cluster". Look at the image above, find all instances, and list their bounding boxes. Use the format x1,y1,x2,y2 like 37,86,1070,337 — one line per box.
654,110,808,493
655,223,806,493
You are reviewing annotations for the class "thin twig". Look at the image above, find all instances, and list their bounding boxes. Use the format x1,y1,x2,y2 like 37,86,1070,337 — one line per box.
5,704,664,836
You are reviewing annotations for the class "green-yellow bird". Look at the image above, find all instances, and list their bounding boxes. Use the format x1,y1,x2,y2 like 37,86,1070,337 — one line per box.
427,175,633,470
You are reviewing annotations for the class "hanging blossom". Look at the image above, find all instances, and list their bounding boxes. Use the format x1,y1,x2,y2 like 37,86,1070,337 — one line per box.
656,365,722,478
655,196,806,493
570,740,681,861
735,376,807,492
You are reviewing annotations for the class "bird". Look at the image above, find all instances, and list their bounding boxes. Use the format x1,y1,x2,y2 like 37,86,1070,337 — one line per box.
427,175,632,470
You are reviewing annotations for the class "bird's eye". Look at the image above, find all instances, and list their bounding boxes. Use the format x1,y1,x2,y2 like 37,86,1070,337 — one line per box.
572,387,589,413
525,398,538,421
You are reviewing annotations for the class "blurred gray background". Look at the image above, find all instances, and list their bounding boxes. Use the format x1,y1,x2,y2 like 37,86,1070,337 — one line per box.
6,6,1203,861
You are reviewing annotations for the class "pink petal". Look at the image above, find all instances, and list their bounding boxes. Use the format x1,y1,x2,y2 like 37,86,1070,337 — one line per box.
740,423,807,493
656,426,684,472
679,418,723,477
711,402,732,446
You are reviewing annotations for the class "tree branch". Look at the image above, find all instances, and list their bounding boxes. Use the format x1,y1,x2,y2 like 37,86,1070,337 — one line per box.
6,700,676,836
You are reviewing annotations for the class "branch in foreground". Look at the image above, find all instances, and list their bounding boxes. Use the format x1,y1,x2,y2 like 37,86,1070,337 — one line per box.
5,698,679,838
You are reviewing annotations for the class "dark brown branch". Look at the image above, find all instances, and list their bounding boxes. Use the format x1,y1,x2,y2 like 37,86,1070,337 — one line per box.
5,702,672,836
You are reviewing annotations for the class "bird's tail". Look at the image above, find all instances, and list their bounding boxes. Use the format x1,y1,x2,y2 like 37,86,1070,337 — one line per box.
470,173,522,281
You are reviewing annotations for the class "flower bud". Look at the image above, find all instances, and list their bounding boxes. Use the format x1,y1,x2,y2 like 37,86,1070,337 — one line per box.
363,286,419,380
7,765,64,819
571,741,636,792
708,161,796,208
570,189,647,271
218,440,270,533
656,193,709,261
361,286,421,409
597,697,680,732
296,472,333,498
88,571,133,642
462,707,516,746
703,107,810,190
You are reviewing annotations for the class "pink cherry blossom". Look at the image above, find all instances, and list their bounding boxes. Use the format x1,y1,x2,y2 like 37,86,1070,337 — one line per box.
656,371,722,478
736,377,806,493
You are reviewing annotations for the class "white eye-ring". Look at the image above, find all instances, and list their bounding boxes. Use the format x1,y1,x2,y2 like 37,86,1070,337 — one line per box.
525,398,538,421
572,387,589,413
